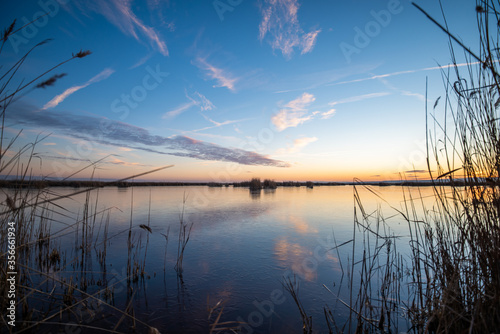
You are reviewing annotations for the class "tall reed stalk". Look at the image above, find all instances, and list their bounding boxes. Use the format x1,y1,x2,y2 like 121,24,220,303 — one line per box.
174,194,193,275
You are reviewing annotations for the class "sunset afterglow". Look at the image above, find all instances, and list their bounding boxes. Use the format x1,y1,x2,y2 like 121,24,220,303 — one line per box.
1,0,477,182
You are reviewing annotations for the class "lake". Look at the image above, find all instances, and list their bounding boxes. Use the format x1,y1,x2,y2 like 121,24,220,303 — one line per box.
2,184,440,333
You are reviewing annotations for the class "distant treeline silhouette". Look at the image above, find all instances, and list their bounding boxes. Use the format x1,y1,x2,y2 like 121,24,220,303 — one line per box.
0,178,468,189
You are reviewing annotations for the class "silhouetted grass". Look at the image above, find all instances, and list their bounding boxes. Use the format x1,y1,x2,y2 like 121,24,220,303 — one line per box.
320,2,500,333
0,18,169,333
282,2,500,333
403,2,500,331
282,275,313,334
174,194,193,276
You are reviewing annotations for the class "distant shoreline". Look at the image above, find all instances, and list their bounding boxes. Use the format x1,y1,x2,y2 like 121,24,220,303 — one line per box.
0,179,468,189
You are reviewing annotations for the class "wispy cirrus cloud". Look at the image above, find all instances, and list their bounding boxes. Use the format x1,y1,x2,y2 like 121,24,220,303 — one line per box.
163,102,196,119
43,68,114,110
9,103,289,168
272,92,383,131
272,92,315,131
192,114,251,133
277,136,318,155
329,92,391,106
162,91,214,119
259,0,321,58
194,57,238,91
301,30,321,54
146,0,175,31
129,52,154,69
321,109,336,119
330,62,482,87
188,91,215,111
71,0,168,56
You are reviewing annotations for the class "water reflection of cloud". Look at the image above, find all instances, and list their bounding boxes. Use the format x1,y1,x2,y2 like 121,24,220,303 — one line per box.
274,237,317,282
289,216,317,235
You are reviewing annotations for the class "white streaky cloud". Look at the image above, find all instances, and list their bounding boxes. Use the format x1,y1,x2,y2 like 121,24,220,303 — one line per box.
301,29,321,54
162,91,215,119
162,102,197,119
74,0,168,56
329,92,391,106
193,115,252,132
290,136,318,153
194,58,238,91
188,91,215,111
272,92,315,131
272,110,313,131
87,68,115,84
259,5,273,40
375,76,428,103
321,109,336,119
259,0,321,58
146,0,175,31
43,86,83,110
331,62,483,87
401,91,426,102
277,136,318,155
109,0,168,56
129,52,154,69
285,92,315,110
43,68,114,110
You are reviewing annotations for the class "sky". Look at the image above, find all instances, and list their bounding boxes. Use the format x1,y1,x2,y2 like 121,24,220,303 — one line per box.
0,0,481,182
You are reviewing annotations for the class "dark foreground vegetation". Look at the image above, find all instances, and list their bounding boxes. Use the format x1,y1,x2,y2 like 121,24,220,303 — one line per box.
300,2,500,333
1,1,500,333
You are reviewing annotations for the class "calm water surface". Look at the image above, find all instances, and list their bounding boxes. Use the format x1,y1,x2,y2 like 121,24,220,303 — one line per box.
6,185,439,333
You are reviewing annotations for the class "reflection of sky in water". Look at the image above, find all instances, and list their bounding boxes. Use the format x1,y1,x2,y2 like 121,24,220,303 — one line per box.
0,185,439,333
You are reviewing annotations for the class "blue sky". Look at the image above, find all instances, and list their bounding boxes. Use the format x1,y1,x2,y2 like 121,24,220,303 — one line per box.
1,0,480,181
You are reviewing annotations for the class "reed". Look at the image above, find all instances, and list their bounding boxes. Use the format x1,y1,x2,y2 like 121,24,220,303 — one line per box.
401,2,500,332
0,18,164,333
207,297,245,333
326,2,500,332
289,3,500,333
161,226,171,273
174,194,193,275
282,275,313,334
